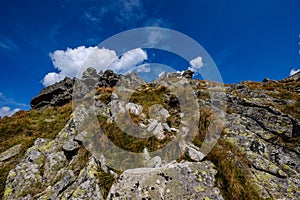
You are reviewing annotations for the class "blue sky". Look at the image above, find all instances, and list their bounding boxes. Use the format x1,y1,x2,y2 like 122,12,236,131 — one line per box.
0,0,300,117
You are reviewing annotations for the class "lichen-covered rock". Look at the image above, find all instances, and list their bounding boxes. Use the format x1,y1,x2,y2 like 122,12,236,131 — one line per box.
4,139,50,199
39,157,104,200
108,161,223,200
3,106,105,200
0,144,22,162
224,93,300,199
5,70,300,200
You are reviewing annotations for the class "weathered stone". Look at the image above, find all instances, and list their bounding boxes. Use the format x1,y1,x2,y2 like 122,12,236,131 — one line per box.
5,69,300,200
108,161,223,200
62,140,80,152
30,77,73,109
223,111,300,199
185,142,205,162
125,102,143,116
82,67,98,79
57,157,104,200
0,144,22,162
182,69,194,79
149,104,170,120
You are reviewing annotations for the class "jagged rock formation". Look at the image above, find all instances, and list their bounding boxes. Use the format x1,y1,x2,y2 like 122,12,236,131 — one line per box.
31,69,146,110
2,68,300,199
30,77,74,109
224,91,300,199
182,69,194,79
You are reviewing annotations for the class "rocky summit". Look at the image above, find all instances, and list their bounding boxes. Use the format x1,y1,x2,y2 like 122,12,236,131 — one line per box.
0,68,299,200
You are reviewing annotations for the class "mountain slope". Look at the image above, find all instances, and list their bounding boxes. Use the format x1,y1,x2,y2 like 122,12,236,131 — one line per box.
0,69,299,200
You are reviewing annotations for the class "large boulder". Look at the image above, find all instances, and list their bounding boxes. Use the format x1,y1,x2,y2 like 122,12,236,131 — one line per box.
108,161,223,200
182,69,194,79
0,144,22,162
30,77,74,109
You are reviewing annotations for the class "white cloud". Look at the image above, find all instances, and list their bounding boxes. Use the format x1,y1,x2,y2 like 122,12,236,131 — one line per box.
146,30,166,47
136,64,150,73
0,36,18,51
188,56,204,72
110,48,147,73
0,107,20,118
43,46,148,86
43,73,65,87
289,68,300,76
43,46,118,86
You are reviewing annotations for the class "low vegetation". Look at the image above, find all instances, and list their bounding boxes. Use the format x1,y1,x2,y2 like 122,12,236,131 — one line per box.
205,140,263,200
0,103,72,198
1,77,298,199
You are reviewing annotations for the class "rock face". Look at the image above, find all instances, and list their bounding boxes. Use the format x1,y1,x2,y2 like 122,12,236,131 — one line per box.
3,69,300,200
4,106,104,200
223,80,300,199
182,69,194,79
108,161,223,200
30,77,74,109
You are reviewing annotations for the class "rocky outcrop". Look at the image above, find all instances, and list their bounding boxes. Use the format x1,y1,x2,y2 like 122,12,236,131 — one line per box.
30,77,74,109
224,83,300,199
3,106,104,200
108,161,223,200
4,69,300,199
182,69,194,79
31,68,146,109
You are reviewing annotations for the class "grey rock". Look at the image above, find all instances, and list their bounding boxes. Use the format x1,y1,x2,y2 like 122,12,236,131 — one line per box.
185,142,205,162
149,104,170,121
82,67,98,79
6,69,300,200
262,77,271,83
152,122,165,140
72,78,90,100
182,69,194,79
223,111,300,199
125,102,143,116
62,140,80,152
98,70,120,88
36,170,76,200
147,119,158,132
0,144,22,162
107,161,224,200
30,77,73,109
57,157,104,200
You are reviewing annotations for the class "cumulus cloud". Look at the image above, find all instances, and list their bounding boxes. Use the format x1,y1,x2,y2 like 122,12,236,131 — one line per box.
188,56,204,72
110,48,147,73
136,64,150,73
43,46,148,86
289,68,300,76
43,46,117,86
0,107,20,118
